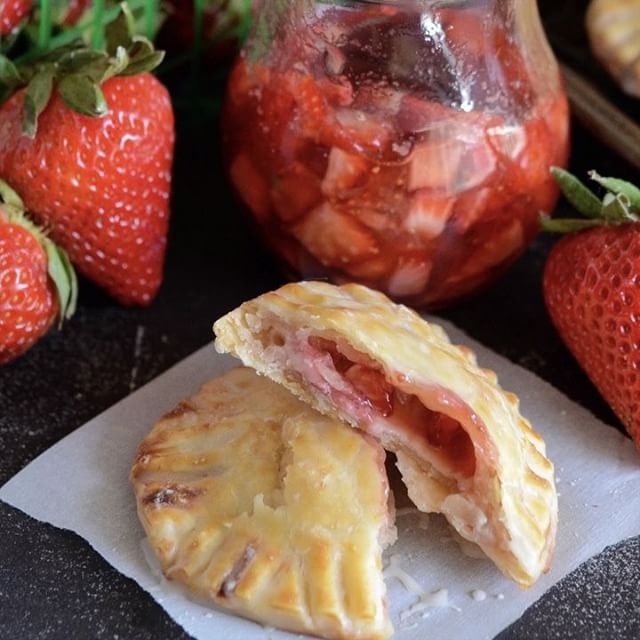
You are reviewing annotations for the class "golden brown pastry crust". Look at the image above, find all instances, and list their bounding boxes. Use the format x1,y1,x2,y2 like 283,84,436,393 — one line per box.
131,367,395,640
587,0,640,96
214,282,558,588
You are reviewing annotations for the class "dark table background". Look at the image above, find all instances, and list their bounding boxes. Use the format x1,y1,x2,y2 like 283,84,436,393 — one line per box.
1,1,639,638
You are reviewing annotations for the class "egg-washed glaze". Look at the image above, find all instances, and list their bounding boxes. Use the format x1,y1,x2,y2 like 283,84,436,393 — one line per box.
131,367,395,640
214,282,558,588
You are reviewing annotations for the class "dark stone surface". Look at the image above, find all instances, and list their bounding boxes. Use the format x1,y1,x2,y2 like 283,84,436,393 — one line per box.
2,3,640,638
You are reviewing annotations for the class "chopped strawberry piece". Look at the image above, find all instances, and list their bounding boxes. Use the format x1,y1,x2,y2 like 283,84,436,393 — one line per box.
344,364,395,417
387,256,432,297
308,336,353,373
405,191,455,241
486,124,526,161
290,73,331,135
343,254,394,280
317,76,354,107
292,202,379,266
455,134,496,192
229,154,271,221
322,44,347,77
396,95,454,135
354,85,405,116
322,108,396,156
451,187,492,233
322,147,370,196
407,138,464,191
426,413,476,477
272,163,322,222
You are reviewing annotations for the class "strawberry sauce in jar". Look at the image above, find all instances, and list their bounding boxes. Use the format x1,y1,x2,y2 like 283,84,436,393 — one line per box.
223,0,569,306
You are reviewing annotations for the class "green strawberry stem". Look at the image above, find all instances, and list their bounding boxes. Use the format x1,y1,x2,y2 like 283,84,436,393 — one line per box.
542,167,640,233
144,0,158,40
91,0,106,50
37,0,53,52
0,179,77,324
0,2,165,137
14,0,152,65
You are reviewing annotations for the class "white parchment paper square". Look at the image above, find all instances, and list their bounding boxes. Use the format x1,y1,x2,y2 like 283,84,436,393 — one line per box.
2,320,639,640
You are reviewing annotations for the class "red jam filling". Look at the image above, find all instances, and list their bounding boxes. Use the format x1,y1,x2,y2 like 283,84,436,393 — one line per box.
307,337,476,477
223,4,569,306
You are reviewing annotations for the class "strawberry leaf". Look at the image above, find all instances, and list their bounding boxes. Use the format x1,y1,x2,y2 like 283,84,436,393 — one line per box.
58,74,108,117
539,214,602,233
551,167,602,219
23,69,55,138
601,192,639,223
0,55,23,87
0,179,25,209
589,171,640,212
101,46,130,82
105,1,136,56
43,238,78,326
119,50,165,75
58,49,109,75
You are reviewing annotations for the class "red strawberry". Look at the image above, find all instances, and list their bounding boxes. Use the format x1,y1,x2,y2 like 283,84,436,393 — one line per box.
0,180,76,365
0,75,174,305
0,0,31,35
543,168,640,451
0,11,174,305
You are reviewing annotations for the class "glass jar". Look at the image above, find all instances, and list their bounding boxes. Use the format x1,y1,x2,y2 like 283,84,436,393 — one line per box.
222,0,569,307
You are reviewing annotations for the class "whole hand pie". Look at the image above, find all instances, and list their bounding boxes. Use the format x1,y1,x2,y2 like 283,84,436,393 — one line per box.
214,281,558,588
587,0,640,97
130,367,396,640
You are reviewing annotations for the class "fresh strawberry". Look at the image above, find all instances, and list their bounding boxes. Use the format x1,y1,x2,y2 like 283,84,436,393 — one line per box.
0,8,175,305
0,0,31,35
543,168,640,451
0,180,76,365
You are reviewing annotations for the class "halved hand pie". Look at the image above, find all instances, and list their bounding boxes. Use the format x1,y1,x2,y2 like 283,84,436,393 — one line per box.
214,282,558,588
131,367,395,640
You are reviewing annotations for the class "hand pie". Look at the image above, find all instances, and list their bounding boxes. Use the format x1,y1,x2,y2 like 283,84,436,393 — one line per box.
214,282,558,588
131,366,396,640
587,0,640,97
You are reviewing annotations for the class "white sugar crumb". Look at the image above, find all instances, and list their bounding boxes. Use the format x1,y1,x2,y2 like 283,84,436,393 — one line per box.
495,593,505,600
470,589,487,601
204,612,214,619
384,554,424,594
399,589,456,621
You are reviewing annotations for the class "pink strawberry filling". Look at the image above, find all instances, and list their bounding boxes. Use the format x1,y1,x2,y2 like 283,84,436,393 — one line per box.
285,334,476,478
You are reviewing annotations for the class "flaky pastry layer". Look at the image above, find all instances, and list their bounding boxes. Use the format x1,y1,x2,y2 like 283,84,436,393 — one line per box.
131,367,395,640
214,282,558,588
